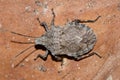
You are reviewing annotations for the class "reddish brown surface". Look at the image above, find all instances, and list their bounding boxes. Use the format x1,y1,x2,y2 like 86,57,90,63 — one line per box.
0,0,120,80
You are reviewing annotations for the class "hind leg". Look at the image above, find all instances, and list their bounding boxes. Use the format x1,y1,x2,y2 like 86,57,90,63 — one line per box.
72,16,101,23
76,52,102,60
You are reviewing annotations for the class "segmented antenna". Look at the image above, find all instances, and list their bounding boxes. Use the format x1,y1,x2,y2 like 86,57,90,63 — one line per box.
15,45,34,57
11,31,37,38
11,40,34,44
14,49,36,68
0,28,38,38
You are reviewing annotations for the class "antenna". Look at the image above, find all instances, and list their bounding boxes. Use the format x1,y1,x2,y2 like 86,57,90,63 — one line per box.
14,49,37,68
15,45,34,58
11,31,37,38
11,40,35,44
0,28,38,38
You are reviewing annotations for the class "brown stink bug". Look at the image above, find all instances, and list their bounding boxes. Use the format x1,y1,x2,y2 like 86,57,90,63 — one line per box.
11,9,101,67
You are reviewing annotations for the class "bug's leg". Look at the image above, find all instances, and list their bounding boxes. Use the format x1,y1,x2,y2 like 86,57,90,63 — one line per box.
54,56,66,66
54,56,63,61
73,16,101,23
76,52,102,60
50,8,55,26
58,58,68,73
61,58,68,67
34,50,49,60
37,18,49,32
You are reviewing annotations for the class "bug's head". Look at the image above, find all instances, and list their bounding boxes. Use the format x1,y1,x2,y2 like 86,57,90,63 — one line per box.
35,35,48,47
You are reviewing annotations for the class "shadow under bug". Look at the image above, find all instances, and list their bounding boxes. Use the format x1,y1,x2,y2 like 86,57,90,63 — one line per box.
12,9,101,67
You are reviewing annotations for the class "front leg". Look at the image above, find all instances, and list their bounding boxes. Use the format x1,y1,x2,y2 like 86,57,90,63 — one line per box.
37,18,49,32
34,50,49,61
50,8,55,26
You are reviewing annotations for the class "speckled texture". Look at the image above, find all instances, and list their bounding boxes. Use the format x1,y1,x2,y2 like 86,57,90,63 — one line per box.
0,0,120,80
35,16,97,61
